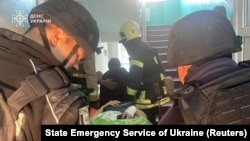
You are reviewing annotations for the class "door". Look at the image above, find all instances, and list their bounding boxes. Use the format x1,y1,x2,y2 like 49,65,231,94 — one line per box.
234,0,250,62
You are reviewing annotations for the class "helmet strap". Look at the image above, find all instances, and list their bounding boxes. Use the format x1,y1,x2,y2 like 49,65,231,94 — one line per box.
61,44,80,67
38,24,80,68
39,24,51,52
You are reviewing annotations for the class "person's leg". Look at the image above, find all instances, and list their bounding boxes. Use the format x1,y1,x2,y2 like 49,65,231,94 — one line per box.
142,107,158,125
158,104,185,125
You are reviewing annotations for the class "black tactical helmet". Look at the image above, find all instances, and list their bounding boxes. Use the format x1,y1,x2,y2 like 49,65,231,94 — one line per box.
167,10,242,67
28,0,99,58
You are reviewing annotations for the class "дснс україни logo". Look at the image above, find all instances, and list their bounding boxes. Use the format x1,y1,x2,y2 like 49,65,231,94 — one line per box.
12,10,28,27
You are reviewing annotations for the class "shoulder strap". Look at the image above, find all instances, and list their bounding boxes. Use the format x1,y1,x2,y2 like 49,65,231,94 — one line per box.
8,66,70,119
174,83,206,124
0,28,60,66
199,68,250,96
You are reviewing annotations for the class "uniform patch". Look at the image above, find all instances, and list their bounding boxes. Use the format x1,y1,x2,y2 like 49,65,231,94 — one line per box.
79,106,89,125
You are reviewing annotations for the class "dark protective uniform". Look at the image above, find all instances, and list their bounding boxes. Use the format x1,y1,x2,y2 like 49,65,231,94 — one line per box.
99,67,129,106
159,10,247,125
169,58,250,124
0,28,89,141
124,38,170,124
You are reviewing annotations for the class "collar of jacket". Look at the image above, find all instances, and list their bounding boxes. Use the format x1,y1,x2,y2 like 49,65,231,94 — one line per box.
185,57,240,85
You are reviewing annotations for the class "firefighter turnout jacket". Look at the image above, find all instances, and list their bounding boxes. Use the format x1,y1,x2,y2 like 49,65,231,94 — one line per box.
70,55,99,102
124,38,171,109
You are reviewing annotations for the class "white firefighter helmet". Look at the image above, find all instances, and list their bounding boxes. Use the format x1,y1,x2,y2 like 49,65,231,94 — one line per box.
119,20,141,43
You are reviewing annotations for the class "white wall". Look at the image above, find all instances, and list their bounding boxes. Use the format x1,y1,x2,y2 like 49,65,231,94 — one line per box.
95,42,123,73
95,42,109,73
0,0,36,34
77,0,139,42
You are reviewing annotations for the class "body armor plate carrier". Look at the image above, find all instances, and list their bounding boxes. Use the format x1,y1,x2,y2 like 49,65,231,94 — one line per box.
174,66,250,124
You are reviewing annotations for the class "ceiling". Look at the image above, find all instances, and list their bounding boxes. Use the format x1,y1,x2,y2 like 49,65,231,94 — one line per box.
0,0,140,42
77,0,140,42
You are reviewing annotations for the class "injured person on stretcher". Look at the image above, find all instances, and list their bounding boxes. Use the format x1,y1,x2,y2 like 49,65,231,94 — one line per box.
90,100,152,125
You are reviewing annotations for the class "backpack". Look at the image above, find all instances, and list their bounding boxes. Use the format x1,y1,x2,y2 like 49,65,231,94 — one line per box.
0,28,89,141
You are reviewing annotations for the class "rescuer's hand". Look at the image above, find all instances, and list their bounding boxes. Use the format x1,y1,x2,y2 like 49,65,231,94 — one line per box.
101,79,117,90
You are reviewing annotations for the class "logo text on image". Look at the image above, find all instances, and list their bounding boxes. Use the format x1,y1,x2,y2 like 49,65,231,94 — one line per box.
29,13,51,24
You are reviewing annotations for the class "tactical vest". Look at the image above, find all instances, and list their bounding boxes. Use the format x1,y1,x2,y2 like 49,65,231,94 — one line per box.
0,28,89,141
174,66,250,124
